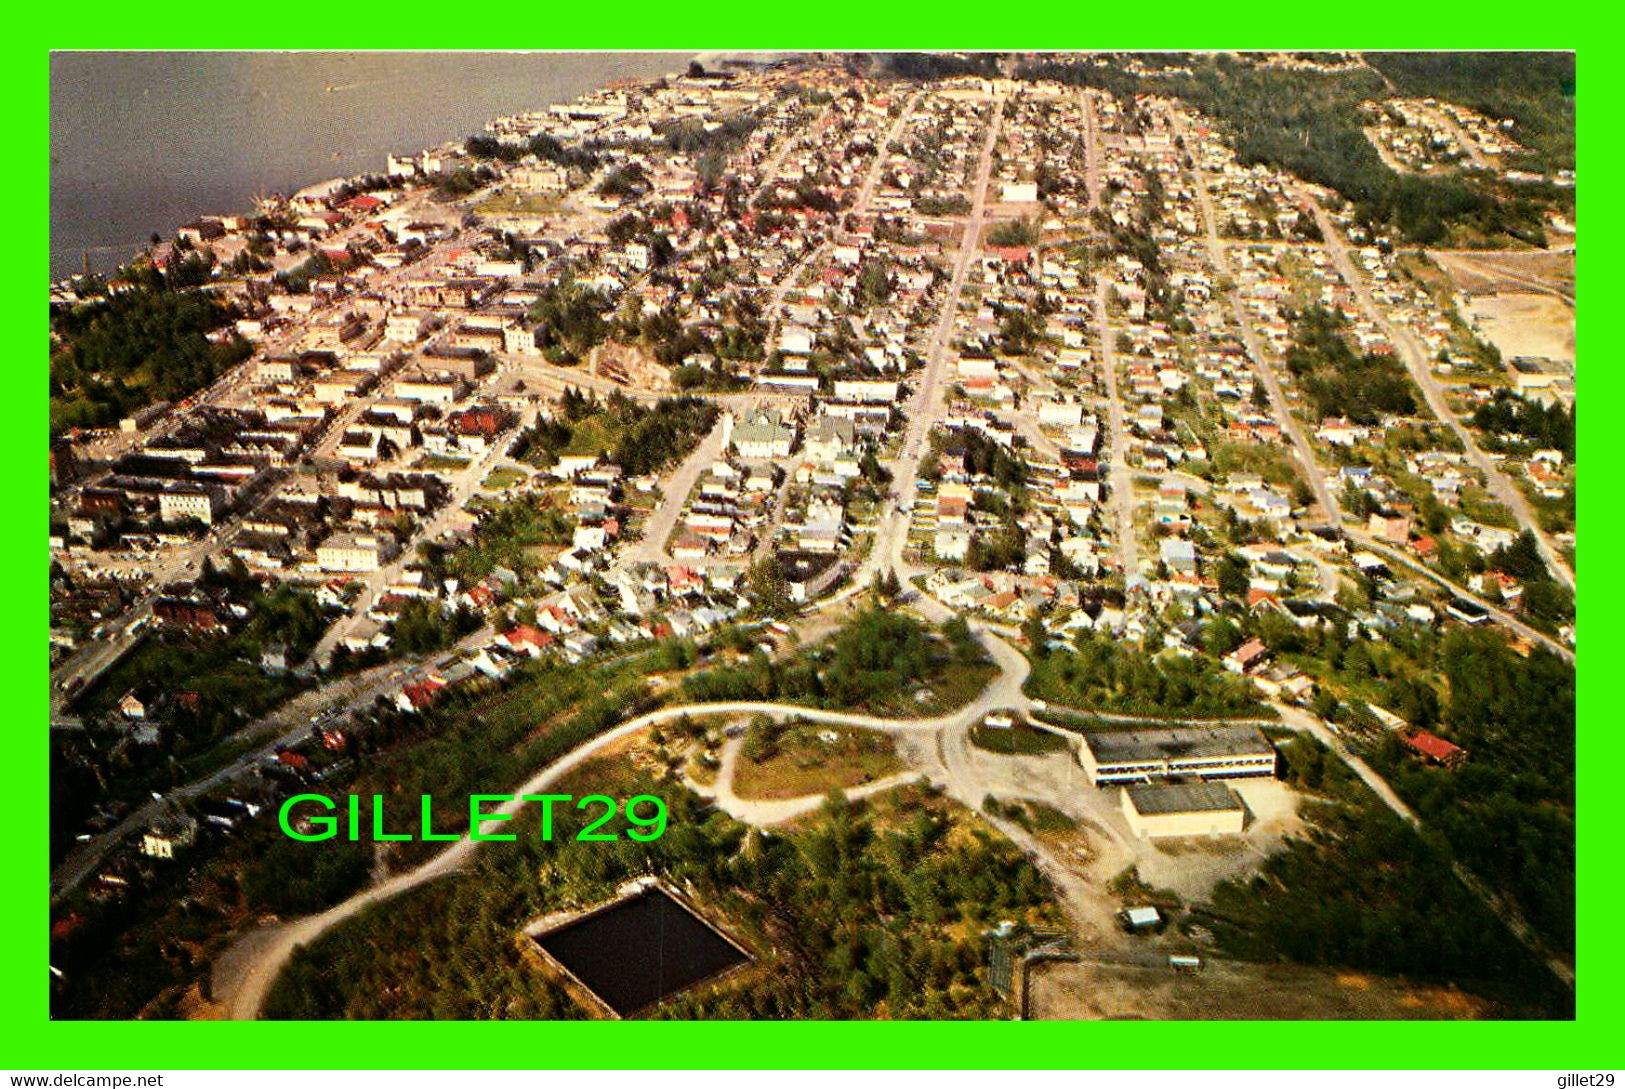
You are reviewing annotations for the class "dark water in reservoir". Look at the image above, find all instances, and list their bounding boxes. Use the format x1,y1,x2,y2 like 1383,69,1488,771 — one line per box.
50,51,692,279
535,887,749,1016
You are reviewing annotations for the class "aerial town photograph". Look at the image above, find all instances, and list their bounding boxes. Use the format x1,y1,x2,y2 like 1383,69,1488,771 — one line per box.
47,50,1576,1022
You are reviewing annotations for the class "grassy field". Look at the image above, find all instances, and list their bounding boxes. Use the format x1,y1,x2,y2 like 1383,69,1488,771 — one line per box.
482,466,529,490
868,657,999,718
1458,485,1517,529
969,723,1070,756
733,721,904,801
686,746,721,787
559,415,617,459
475,192,562,217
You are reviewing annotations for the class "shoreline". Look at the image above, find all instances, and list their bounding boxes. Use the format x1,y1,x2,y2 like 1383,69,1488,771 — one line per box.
50,51,697,283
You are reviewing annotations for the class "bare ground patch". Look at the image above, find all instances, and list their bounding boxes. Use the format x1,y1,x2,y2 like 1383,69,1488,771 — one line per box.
1431,249,1575,297
1029,955,1492,1020
1460,292,1574,365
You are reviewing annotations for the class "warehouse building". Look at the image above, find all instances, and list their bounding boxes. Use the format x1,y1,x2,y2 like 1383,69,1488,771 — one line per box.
1121,782,1246,839
1078,726,1277,787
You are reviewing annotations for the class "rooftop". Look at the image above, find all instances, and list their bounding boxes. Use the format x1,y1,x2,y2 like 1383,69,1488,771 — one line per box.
1124,781,1245,816
1084,725,1274,765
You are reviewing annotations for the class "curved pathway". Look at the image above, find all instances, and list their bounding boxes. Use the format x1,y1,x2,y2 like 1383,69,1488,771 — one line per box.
220,606,1571,1016
221,622,1026,1019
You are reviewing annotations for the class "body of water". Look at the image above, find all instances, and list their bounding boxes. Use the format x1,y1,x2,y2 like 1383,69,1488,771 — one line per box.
50,51,692,280
534,887,749,1016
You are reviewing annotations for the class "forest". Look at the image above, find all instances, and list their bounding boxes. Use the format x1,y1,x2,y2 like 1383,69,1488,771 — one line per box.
416,493,575,588
1024,629,1268,720
512,389,719,477
464,132,600,172
1364,52,1575,172
876,53,1002,82
1472,390,1575,460
1204,734,1571,1016
682,608,986,716
1017,53,1554,245
1216,581,1574,959
1372,628,1575,953
525,280,615,364
51,574,330,861
50,281,252,434
1483,529,1574,628
1282,306,1419,423
50,652,661,1019
924,425,1028,490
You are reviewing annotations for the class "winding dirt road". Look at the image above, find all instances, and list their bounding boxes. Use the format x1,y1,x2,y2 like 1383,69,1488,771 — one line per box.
219,622,1027,1020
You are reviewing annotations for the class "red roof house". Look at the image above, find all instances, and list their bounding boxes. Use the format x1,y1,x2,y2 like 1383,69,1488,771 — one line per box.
1402,730,1467,768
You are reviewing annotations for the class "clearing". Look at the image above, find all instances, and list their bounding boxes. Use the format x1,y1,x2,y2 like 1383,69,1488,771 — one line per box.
1460,292,1575,365
475,192,562,217
1029,955,1490,1020
732,721,904,801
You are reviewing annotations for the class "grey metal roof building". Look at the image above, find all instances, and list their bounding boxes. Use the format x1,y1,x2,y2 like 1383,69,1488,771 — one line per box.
1121,781,1247,838
1079,725,1277,786
1124,781,1244,815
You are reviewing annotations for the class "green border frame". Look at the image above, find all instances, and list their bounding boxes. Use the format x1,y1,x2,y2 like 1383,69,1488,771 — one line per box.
17,10,1608,1068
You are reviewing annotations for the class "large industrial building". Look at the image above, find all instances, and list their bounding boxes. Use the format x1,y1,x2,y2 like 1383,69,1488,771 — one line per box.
1077,726,1277,787
1122,782,1247,839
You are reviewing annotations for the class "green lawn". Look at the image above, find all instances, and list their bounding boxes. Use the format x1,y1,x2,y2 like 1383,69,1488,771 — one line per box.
482,466,529,490
970,722,1070,755
474,192,561,216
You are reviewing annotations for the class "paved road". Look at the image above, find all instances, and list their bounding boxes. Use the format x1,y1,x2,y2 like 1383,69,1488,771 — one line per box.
1345,528,1573,662
752,90,922,370
613,415,730,573
1421,103,1493,170
310,415,522,666
853,94,1006,599
749,241,830,378
91,85,1581,1017
1177,113,1343,527
852,90,924,213
1080,90,1103,212
59,387,789,906
1299,547,1347,605
1307,198,1575,592
48,645,480,906
215,590,1574,1016
52,471,297,715
53,226,485,698
1171,112,1573,656
1094,280,1140,581
1080,61,1131,582
746,101,837,210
